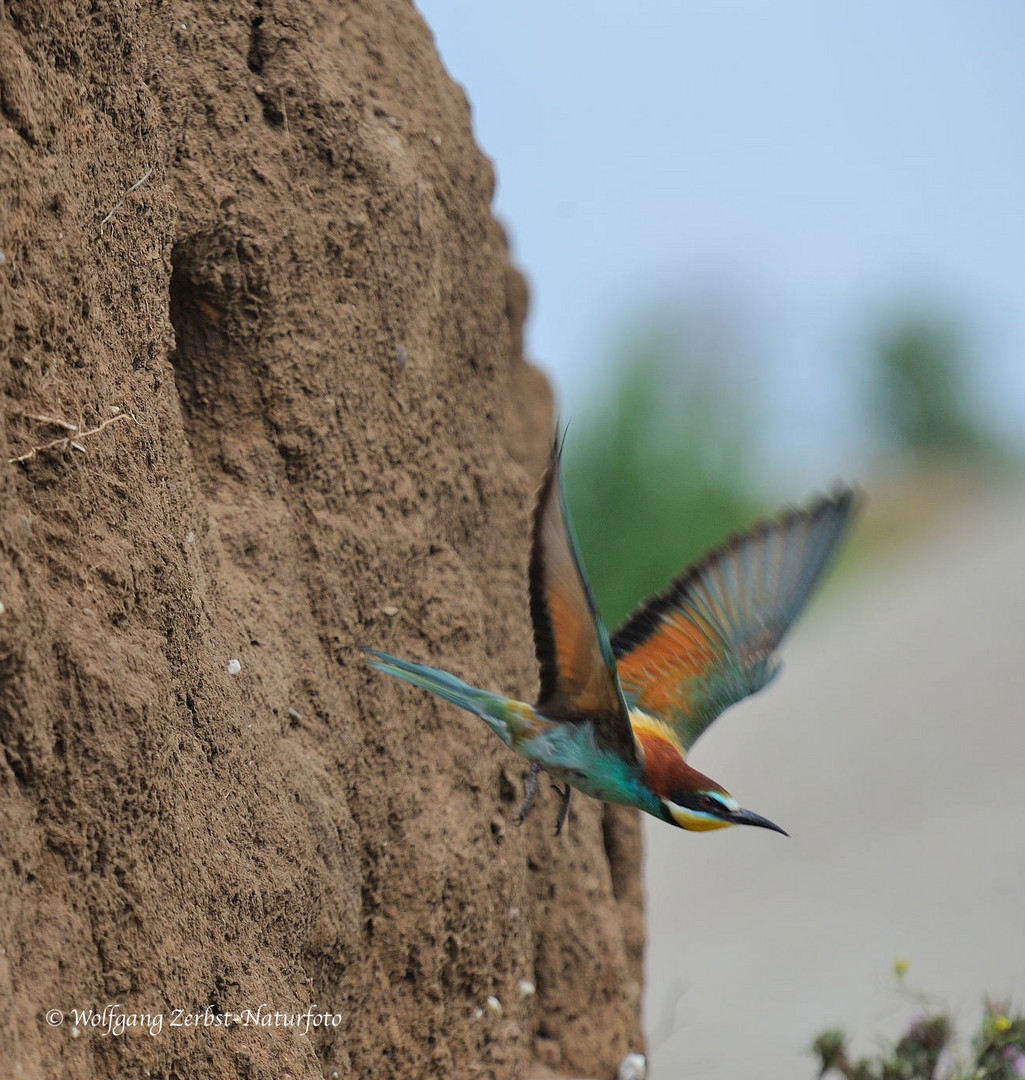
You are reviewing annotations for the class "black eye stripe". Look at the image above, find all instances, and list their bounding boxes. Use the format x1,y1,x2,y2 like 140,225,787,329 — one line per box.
668,792,727,815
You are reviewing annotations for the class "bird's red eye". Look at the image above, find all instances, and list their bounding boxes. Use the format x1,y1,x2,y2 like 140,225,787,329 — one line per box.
700,795,717,812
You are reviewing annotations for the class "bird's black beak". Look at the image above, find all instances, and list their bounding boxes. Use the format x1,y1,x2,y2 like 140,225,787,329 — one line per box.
731,807,789,836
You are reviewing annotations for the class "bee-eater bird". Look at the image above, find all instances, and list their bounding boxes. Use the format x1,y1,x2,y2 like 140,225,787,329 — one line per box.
365,440,858,836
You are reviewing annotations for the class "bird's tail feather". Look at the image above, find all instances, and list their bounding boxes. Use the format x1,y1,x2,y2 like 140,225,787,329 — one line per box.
362,648,527,745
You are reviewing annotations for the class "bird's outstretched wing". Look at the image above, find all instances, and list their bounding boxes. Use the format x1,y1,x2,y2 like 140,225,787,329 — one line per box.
530,439,638,765
611,487,859,751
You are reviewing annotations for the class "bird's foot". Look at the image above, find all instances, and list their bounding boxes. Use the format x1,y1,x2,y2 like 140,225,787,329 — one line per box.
552,783,572,836
516,762,542,826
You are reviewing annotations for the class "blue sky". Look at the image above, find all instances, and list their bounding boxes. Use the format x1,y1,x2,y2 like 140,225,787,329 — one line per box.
415,1,1025,484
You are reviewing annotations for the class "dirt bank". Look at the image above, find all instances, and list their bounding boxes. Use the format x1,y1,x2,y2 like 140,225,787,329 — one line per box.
0,1,642,1077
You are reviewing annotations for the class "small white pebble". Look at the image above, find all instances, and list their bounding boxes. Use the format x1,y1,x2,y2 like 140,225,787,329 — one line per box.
70,1025,81,1038
618,1052,647,1080
184,531,195,544
287,708,302,722
507,906,520,921
0,252,6,264
516,979,535,1000
108,405,121,414
381,605,398,617
226,659,241,675
0,601,5,615
485,995,502,1018
472,1007,483,1020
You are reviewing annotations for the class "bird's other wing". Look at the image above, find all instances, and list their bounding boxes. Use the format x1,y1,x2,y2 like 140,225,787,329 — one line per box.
530,437,638,766
611,486,859,752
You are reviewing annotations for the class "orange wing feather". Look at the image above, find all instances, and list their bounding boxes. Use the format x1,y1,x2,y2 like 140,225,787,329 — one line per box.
529,440,637,764
612,487,858,751
615,610,721,717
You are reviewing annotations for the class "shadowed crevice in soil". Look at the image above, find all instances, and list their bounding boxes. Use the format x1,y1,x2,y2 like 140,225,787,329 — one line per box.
168,226,273,475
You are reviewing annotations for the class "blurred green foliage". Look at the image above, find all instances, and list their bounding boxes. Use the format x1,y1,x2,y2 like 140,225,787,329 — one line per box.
868,312,1000,463
813,1003,1025,1080
566,301,1016,628
565,326,760,629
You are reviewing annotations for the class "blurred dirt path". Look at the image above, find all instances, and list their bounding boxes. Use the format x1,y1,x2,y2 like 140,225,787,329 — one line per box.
645,492,1025,1079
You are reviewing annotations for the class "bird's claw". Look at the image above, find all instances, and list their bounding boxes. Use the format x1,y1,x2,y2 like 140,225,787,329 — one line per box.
516,765,572,835
516,762,541,826
552,782,572,836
